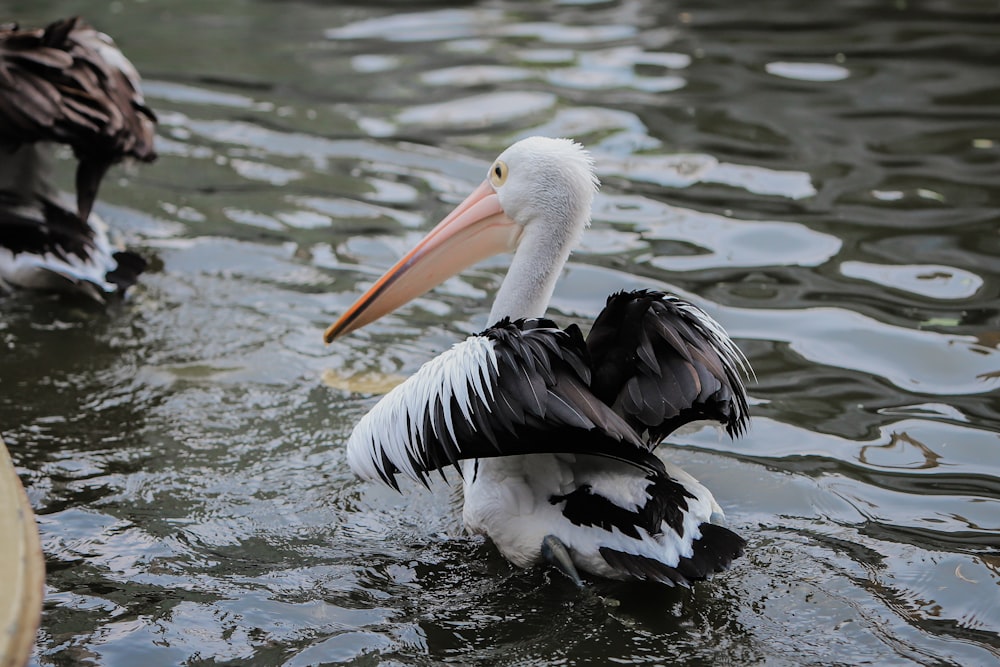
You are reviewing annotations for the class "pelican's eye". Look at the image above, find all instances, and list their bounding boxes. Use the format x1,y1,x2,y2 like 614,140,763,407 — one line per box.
490,160,508,187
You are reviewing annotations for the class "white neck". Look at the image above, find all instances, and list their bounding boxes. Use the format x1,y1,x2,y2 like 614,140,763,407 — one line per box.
488,218,581,324
482,136,597,325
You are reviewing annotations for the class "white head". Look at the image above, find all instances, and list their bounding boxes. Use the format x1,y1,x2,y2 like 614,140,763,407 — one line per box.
489,136,599,240
325,137,601,341
484,137,600,322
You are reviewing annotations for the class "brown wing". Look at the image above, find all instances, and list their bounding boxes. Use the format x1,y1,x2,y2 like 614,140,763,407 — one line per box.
0,17,156,219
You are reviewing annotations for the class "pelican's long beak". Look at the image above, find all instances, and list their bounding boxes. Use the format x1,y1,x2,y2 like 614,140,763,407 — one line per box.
324,180,521,343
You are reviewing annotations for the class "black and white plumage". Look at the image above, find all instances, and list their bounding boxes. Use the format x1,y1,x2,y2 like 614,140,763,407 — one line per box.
326,137,751,587
0,17,155,299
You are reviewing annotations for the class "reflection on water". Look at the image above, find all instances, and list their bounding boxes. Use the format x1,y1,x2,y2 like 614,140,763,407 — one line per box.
2,0,999,665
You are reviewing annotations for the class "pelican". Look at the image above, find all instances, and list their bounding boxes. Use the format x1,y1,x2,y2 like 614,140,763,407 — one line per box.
325,137,751,586
0,17,155,299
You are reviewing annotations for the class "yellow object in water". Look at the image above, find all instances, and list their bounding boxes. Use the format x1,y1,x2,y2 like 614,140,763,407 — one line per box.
321,368,406,395
0,436,44,667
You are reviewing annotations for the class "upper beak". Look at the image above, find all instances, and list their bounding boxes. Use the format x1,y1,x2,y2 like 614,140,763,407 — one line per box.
324,179,521,343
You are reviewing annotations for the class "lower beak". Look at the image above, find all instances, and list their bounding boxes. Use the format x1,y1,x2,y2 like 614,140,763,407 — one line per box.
324,180,520,343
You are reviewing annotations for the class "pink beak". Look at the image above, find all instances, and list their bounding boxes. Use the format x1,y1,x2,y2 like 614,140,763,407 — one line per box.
324,180,521,343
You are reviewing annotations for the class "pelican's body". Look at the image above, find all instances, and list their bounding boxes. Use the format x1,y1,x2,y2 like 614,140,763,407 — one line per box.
327,137,751,586
0,17,155,299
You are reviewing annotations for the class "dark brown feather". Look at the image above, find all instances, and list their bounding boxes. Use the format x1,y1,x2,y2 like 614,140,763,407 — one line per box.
0,17,157,220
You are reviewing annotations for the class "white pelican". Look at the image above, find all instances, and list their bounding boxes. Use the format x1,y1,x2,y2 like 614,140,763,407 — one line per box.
0,17,155,299
325,137,751,586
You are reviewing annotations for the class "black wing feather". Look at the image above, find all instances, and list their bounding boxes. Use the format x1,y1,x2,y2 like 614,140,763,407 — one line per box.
478,319,665,472
352,292,751,488
598,522,746,587
353,319,668,488
587,290,751,445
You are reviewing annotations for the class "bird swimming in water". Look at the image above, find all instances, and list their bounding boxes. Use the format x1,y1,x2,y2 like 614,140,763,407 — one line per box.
0,16,156,300
325,137,751,586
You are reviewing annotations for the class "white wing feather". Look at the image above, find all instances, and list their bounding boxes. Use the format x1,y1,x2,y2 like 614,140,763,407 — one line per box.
346,335,497,485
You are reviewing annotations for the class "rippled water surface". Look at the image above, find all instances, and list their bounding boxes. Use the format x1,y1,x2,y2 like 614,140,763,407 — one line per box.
2,0,999,665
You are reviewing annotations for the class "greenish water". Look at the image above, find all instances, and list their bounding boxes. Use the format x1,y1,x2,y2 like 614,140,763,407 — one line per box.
2,1,999,665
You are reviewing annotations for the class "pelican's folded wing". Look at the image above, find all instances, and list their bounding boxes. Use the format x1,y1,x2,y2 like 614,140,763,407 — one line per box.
0,17,157,220
586,290,751,445
345,319,663,490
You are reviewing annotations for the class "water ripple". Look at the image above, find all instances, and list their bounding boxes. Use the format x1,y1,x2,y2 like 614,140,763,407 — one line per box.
4,1,999,665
